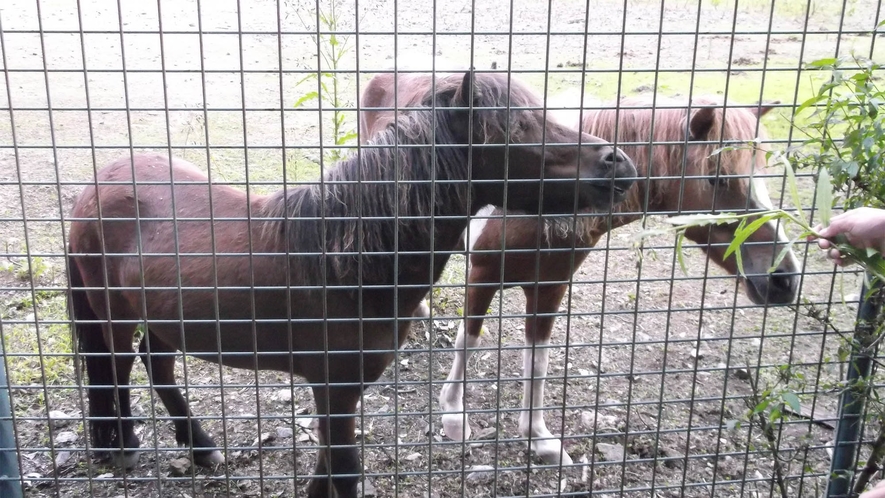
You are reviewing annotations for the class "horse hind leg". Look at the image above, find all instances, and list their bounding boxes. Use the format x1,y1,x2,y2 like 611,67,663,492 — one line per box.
76,319,141,469
69,261,141,469
518,284,573,466
139,331,223,467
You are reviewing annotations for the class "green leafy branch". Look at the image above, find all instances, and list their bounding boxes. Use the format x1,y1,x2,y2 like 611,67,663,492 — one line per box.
642,155,885,284
792,55,885,210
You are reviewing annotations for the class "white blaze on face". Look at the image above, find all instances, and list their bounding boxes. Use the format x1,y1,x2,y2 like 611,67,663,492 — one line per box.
467,205,496,253
751,176,799,268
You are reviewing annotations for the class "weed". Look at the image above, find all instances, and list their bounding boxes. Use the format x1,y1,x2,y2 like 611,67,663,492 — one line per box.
290,0,359,165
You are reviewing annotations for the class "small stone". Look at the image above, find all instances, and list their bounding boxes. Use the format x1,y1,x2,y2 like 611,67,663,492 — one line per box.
734,368,752,380
169,457,191,477
48,410,73,428
595,443,625,462
251,432,274,447
97,472,114,479
54,451,73,468
581,410,597,429
276,389,293,403
403,452,422,462
466,465,495,483
55,431,78,444
475,426,498,440
276,427,294,439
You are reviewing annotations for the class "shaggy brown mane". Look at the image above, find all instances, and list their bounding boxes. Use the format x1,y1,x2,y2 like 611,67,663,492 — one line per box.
569,95,770,239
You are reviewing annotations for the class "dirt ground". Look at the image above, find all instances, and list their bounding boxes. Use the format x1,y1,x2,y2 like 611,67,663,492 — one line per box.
0,0,882,496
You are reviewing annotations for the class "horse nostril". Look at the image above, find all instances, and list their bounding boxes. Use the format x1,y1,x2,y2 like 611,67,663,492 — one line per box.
770,269,796,291
603,151,624,164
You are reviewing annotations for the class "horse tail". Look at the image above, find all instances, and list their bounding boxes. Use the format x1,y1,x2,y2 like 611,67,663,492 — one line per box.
67,253,116,449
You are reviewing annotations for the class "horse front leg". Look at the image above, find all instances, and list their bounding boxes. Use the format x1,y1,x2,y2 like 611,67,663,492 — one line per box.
438,282,497,442
518,284,574,466
307,384,361,498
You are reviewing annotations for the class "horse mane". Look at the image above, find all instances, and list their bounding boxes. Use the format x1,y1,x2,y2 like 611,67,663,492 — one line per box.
262,72,535,285
564,95,770,242
532,96,765,242
428,72,547,144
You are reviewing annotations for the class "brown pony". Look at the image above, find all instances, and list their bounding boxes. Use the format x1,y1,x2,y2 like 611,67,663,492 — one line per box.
67,72,636,498
360,78,799,467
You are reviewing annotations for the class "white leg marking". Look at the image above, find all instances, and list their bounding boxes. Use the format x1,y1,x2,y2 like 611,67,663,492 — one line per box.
413,298,431,318
439,321,480,441
751,177,800,269
518,340,573,466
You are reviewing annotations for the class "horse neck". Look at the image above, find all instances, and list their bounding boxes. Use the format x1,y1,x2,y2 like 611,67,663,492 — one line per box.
261,114,474,298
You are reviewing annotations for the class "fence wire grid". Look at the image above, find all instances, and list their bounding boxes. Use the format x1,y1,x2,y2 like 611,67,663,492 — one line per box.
1,0,883,497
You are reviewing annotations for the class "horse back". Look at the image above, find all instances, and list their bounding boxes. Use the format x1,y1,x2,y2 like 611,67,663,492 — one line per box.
68,154,258,286
359,73,434,142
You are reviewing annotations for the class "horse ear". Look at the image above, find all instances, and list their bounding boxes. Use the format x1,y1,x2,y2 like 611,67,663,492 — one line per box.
689,106,716,140
455,69,481,107
752,101,781,117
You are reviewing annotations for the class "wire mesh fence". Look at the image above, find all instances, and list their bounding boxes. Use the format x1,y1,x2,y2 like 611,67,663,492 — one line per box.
1,0,884,497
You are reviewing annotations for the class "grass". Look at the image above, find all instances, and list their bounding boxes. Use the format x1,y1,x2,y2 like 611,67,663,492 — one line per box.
3,295,73,388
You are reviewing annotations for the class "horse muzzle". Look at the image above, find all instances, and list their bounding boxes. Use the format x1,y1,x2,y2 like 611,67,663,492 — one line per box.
744,269,799,305
581,148,637,210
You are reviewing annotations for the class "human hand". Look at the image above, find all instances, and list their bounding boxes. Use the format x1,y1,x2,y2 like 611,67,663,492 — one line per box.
860,479,885,498
808,207,885,266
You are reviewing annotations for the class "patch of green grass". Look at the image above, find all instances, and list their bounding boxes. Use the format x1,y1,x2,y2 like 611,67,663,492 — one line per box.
3,290,63,319
548,67,832,142
4,320,73,388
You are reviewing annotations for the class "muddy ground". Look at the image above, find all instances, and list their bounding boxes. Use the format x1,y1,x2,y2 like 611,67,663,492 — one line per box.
1,0,883,496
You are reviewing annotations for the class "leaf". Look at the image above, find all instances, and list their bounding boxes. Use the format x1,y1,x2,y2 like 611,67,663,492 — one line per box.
723,219,749,260
733,241,745,276
724,214,779,261
778,155,805,223
335,131,359,145
294,91,319,108
769,235,800,273
675,233,688,275
782,391,801,414
807,58,838,68
815,167,833,227
796,94,826,115
295,73,319,86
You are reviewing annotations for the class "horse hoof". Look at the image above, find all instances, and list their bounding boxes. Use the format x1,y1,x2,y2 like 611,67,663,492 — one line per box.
414,299,431,319
441,413,471,441
532,439,573,466
194,449,225,467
